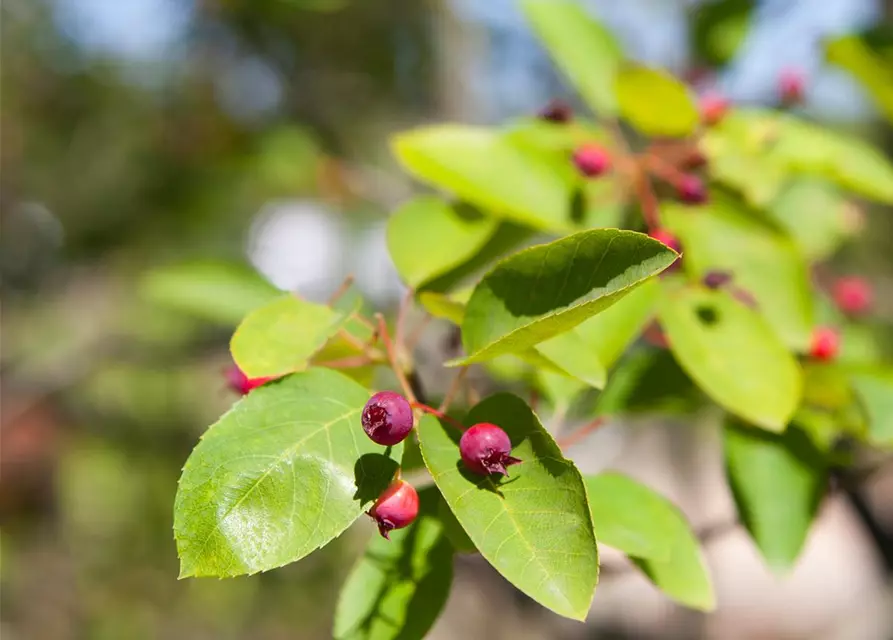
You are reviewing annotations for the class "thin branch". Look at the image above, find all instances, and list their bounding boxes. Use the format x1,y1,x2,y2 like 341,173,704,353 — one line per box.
375,313,417,404
556,416,608,450
439,367,469,413
326,274,355,306
405,314,432,354
395,288,414,356
643,153,689,188
411,401,466,431
633,167,661,231
314,354,374,369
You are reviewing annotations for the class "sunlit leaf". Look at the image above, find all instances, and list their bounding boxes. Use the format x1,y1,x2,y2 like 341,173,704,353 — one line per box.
826,34,893,123
615,65,699,137
765,179,849,260
175,369,403,578
418,394,598,620
849,367,893,446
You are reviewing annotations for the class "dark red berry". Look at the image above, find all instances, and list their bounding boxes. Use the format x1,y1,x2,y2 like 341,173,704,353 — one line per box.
539,99,572,123
677,175,708,204
226,365,274,395
572,144,611,178
649,228,681,253
810,326,840,361
731,287,758,308
699,91,729,126
368,479,419,539
703,270,733,290
833,277,873,316
361,391,414,446
682,148,709,170
459,423,521,477
779,68,805,105
643,321,669,349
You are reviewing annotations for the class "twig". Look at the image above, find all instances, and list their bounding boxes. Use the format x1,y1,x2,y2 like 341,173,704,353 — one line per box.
439,367,469,414
375,313,417,405
405,314,432,354
411,402,466,431
643,153,689,188
314,354,374,369
608,119,660,230
326,274,355,306
556,416,608,450
395,288,414,356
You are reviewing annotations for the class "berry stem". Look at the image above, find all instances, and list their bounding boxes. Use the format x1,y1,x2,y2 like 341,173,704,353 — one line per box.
633,167,661,231
439,367,469,414
315,354,375,369
375,313,418,405
556,416,608,449
337,328,384,361
326,274,355,306
411,402,466,431
643,153,689,188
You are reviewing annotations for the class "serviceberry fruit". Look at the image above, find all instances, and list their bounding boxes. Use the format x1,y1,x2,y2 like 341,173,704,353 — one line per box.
459,423,521,477
699,92,729,126
361,391,414,446
703,270,733,290
810,326,840,361
677,175,708,204
649,228,681,253
538,99,572,123
368,479,419,539
226,365,274,395
833,277,873,316
779,68,805,105
572,144,611,178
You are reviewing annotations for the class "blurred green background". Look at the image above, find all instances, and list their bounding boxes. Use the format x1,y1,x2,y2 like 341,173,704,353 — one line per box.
2,1,892,639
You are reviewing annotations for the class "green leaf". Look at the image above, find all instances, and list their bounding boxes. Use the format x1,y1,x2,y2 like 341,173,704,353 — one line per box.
663,195,813,350
584,473,673,560
520,0,623,115
849,367,893,446
658,286,802,431
455,229,678,365
631,510,715,611
387,197,499,289
392,125,575,232
536,370,589,414
174,369,402,578
333,486,454,640
765,179,849,260
140,261,280,325
615,65,699,137
692,0,755,65
417,292,466,325
437,495,476,554
724,418,828,571
231,294,353,378
826,34,893,123
418,394,598,620
573,277,659,368
534,330,607,390
594,347,705,417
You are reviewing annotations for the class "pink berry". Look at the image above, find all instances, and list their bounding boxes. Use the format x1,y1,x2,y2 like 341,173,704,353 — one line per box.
810,326,840,361
368,479,419,539
361,391,414,446
833,277,873,316
649,228,681,253
779,68,805,105
538,99,572,123
699,92,729,126
677,175,708,204
459,423,522,477
226,365,274,395
572,144,611,178
703,270,733,289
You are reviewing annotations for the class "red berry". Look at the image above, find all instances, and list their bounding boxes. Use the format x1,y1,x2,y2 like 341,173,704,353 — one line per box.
643,321,669,349
459,423,521,477
368,479,419,539
226,365,274,395
677,175,708,204
361,391,414,446
649,228,681,253
699,92,729,126
572,144,611,178
833,277,873,316
779,68,805,105
810,326,840,361
703,270,733,289
538,99,572,123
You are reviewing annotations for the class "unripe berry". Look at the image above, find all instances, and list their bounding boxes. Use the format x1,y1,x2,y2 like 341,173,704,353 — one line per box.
361,391,414,446
538,99,572,123
703,270,733,290
572,144,611,178
459,423,521,477
677,175,708,204
833,277,873,316
649,228,681,253
226,365,274,395
699,92,729,126
368,479,419,539
779,68,805,105
810,326,840,361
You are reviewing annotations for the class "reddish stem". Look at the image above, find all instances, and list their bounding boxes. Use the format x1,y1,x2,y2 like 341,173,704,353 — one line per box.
556,416,608,449
315,354,374,369
439,367,469,414
326,274,355,306
375,314,418,405
411,402,466,431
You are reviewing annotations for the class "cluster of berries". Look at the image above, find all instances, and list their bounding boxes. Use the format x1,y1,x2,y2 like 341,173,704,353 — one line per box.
360,391,521,539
